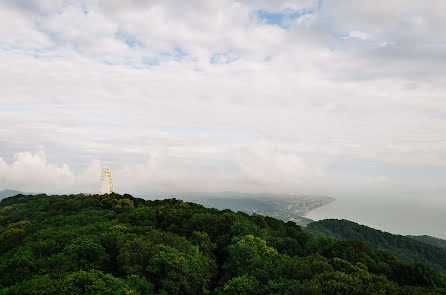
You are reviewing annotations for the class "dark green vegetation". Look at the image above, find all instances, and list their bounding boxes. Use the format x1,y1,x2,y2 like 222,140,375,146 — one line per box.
305,219,446,273
408,235,446,249
1,193,445,295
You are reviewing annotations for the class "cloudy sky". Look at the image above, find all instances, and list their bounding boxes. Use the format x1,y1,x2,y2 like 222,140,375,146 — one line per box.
1,0,446,199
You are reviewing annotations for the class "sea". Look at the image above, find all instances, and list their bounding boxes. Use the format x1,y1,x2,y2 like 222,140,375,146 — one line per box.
306,196,446,239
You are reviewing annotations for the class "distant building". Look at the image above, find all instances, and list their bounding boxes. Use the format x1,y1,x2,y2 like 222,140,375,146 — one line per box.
99,167,114,195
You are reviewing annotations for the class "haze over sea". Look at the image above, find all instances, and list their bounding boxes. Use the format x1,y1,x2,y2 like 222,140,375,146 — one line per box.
307,196,446,239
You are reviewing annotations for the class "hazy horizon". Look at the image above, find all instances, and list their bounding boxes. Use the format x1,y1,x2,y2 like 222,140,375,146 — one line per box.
2,1,446,213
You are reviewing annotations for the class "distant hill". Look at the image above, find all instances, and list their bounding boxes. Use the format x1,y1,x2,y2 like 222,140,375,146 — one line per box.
305,219,446,273
408,235,446,249
0,189,23,200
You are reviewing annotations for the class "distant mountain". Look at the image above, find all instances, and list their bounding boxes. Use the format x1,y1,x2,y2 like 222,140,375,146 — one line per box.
0,189,23,200
305,219,446,273
407,235,446,249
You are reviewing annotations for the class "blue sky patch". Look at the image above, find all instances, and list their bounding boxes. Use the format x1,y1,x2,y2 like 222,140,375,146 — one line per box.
257,8,314,29
210,52,239,64
125,39,141,48
142,48,188,66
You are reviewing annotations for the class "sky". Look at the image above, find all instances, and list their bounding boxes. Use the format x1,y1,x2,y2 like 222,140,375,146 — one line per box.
1,0,446,200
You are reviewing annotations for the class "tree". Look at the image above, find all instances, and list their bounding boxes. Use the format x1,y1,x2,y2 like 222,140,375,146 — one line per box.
221,275,259,295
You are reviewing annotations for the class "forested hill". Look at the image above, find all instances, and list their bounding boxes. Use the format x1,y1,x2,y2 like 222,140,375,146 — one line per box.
1,194,445,295
0,190,23,200
305,219,446,273
407,235,446,249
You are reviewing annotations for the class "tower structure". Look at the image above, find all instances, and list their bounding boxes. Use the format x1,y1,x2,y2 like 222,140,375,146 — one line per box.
99,167,114,195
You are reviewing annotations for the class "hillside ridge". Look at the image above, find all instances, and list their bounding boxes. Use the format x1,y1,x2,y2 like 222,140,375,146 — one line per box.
407,235,446,249
305,219,446,273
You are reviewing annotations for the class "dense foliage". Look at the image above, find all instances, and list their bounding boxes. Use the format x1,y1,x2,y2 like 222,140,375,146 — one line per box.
0,193,445,295
305,219,446,273
407,235,446,249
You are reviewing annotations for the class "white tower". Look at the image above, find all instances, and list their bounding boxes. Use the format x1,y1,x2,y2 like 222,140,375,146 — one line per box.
99,167,114,195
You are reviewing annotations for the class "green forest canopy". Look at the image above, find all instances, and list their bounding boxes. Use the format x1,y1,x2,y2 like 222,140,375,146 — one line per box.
0,193,445,295
305,219,446,273
407,235,446,250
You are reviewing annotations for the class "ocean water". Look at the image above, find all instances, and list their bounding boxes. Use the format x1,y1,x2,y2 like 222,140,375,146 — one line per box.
306,197,446,239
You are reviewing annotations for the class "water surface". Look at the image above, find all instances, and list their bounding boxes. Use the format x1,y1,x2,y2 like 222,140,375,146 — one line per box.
306,197,446,239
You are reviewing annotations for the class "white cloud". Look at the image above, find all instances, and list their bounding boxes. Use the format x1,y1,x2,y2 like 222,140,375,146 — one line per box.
0,151,72,192
367,176,390,184
0,142,321,195
321,0,446,43
241,0,317,12
1,0,446,197
239,140,317,186
345,31,370,40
